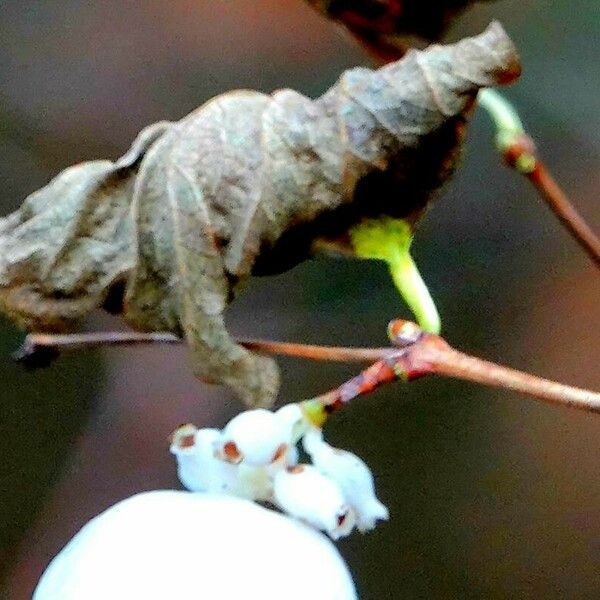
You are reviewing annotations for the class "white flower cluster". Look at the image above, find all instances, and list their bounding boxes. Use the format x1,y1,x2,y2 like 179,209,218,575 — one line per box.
170,404,389,540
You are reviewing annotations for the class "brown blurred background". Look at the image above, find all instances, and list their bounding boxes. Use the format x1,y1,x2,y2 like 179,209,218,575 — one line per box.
0,1,599,598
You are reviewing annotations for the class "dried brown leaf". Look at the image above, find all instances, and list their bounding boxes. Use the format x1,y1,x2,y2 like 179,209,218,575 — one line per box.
0,23,520,406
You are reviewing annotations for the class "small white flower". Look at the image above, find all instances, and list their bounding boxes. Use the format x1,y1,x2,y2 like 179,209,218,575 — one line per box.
303,428,389,532
170,410,389,540
273,464,356,540
216,409,291,466
170,425,235,493
170,424,274,501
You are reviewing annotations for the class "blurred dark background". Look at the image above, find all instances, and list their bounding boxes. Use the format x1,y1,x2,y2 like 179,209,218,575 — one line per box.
0,1,599,598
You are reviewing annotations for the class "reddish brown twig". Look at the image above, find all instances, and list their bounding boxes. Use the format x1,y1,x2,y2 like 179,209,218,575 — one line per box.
503,136,600,267
16,321,600,415
13,330,388,369
309,319,600,415
241,339,388,363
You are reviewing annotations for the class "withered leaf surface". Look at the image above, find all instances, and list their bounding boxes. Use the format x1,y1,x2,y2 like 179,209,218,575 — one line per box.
0,23,519,407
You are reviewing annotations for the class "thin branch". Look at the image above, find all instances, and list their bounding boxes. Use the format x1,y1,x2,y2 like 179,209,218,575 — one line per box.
307,319,600,416
522,155,600,267
18,331,181,351
240,339,388,363
14,330,387,367
478,89,600,268
15,321,600,416
429,346,600,413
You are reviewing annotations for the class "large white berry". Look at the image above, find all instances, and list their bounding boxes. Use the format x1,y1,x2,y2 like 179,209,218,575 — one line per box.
33,491,358,600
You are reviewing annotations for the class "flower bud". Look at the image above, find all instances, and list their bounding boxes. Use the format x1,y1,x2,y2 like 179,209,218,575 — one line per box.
170,424,276,501
217,409,290,466
273,464,356,540
170,425,238,494
303,428,389,532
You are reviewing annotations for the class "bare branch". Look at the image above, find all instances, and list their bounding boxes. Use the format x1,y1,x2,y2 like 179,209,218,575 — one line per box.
309,320,600,416
518,149,600,267
15,331,387,367
478,89,600,268
16,320,600,416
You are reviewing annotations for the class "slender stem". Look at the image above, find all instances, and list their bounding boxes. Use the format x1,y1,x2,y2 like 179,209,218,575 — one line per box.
423,344,600,414
239,339,387,363
387,251,441,335
477,89,527,149
16,322,600,416
17,331,387,364
21,331,181,350
479,89,600,268
350,218,441,334
314,359,399,412
310,320,600,417
527,161,600,267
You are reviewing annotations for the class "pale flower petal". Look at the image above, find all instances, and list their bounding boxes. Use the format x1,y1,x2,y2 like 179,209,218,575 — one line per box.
170,425,241,495
217,409,291,466
273,465,356,540
170,411,389,538
275,403,308,442
171,424,279,501
170,426,224,492
303,428,389,532
284,443,299,467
